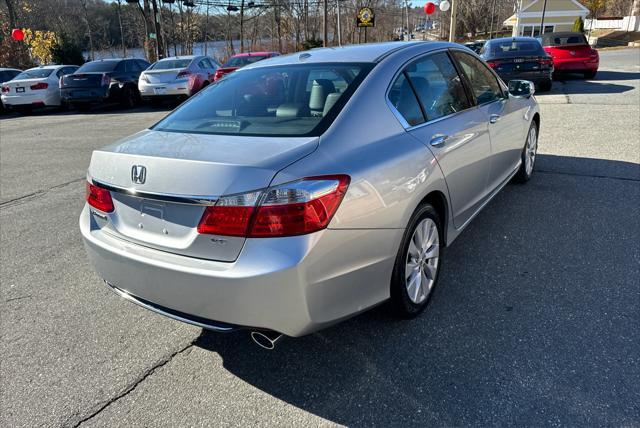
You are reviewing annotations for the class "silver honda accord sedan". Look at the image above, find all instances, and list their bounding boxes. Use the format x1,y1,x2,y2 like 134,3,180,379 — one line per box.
80,41,540,343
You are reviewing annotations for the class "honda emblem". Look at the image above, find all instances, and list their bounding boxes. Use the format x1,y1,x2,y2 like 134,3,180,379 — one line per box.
131,165,147,184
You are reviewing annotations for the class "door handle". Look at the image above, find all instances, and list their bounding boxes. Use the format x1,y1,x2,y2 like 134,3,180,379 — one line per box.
489,114,501,124
430,134,449,147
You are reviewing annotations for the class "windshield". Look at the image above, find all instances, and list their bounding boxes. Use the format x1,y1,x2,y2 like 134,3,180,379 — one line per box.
541,34,588,46
77,61,119,73
150,59,192,70
153,62,373,137
484,40,545,57
14,68,54,79
223,55,269,68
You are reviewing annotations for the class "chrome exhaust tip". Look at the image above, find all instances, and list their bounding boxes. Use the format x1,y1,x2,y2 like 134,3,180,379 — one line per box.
250,331,284,350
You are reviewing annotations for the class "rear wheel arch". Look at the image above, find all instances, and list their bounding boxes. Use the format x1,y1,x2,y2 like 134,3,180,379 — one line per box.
416,190,448,247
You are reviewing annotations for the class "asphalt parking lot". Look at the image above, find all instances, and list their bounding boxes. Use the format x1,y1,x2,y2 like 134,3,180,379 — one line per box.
1,48,639,427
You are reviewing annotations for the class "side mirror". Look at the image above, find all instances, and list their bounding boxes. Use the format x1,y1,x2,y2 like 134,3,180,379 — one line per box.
508,80,535,98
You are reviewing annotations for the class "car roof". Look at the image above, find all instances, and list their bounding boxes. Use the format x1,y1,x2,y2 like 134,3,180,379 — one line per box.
487,37,541,43
0,68,22,72
231,52,278,57
241,41,453,68
158,55,196,60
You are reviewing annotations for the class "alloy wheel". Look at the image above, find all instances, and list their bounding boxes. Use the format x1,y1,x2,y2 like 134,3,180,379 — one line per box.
405,218,440,304
525,126,537,176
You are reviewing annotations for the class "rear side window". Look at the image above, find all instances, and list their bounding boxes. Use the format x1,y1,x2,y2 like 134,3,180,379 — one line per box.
136,60,150,70
388,73,424,126
405,52,471,120
452,51,504,105
153,62,373,137
223,55,268,68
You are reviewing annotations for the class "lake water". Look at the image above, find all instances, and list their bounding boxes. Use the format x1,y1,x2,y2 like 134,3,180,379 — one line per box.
88,39,247,62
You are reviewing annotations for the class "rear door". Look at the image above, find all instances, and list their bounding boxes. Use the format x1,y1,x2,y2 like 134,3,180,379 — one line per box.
452,50,526,190
390,50,493,228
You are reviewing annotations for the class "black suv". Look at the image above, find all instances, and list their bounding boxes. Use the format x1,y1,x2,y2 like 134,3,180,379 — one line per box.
60,58,150,109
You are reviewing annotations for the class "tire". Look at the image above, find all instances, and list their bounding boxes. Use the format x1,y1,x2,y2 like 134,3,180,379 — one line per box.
538,79,552,92
390,204,443,318
583,70,597,79
513,121,538,183
121,86,136,109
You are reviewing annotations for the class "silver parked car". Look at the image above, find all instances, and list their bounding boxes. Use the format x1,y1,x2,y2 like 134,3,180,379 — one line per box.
138,55,220,101
81,42,539,347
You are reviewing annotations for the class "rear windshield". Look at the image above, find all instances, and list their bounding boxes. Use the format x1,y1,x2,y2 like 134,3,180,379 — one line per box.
150,59,192,70
153,62,373,137
541,34,588,46
223,55,269,68
77,61,119,72
14,68,54,79
484,40,545,57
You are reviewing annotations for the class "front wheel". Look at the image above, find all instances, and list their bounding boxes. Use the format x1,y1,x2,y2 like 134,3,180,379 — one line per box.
538,79,552,92
513,122,538,183
390,204,442,318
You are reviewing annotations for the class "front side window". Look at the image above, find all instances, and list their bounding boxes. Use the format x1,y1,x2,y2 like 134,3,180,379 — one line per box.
153,63,373,137
405,52,471,121
452,51,503,105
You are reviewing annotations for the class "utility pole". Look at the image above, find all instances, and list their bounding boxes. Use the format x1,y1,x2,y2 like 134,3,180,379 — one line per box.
323,0,328,46
539,0,548,35
448,0,457,42
116,0,127,57
406,0,410,41
240,0,245,52
150,0,164,59
489,0,497,39
336,0,342,46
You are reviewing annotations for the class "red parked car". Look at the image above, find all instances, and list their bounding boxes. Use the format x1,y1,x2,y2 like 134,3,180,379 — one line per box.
213,51,280,81
539,32,599,79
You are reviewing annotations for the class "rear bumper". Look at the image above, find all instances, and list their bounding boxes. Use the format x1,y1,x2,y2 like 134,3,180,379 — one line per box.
139,80,191,98
61,87,111,105
80,205,400,337
497,70,552,84
1,91,59,107
552,58,599,72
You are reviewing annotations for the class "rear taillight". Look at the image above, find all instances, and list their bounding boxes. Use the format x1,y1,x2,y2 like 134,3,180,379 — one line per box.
86,182,114,213
176,69,191,79
486,60,500,69
30,82,48,90
1,85,8,93
213,69,224,81
539,57,553,67
197,175,350,237
140,73,149,83
101,74,111,86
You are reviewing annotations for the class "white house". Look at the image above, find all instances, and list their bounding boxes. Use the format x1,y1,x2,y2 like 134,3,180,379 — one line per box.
504,0,590,37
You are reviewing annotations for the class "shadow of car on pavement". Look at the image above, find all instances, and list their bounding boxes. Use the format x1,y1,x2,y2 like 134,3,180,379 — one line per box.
194,155,639,426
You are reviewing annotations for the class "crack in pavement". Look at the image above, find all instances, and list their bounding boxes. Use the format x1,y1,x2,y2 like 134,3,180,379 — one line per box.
536,169,640,182
69,341,195,428
0,178,84,209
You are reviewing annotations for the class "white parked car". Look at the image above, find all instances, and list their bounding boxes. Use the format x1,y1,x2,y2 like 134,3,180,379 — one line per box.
1,65,79,110
138,55,220,102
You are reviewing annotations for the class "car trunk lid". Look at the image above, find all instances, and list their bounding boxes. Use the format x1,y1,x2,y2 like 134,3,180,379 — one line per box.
3,78,48,95
545,44,593,60
142,69,183,84
88,130,319,261
61,72,105,88
489,55,551,73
